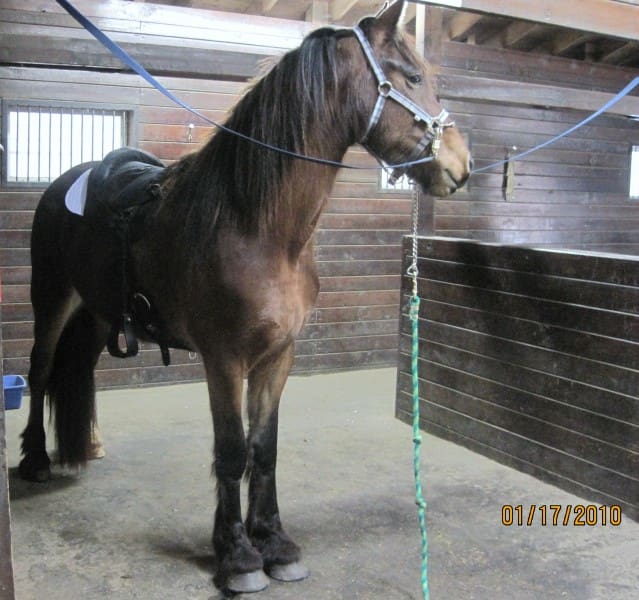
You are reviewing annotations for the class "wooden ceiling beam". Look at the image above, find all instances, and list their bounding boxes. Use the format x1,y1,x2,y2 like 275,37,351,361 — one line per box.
600,40,639,64
413,0,639,41
552,31,598,56
331,0,361,21
501,21,548,50
262,0,279,13
260,0,310,19
305,0,329,23
447,12,483,41
332,0,391,24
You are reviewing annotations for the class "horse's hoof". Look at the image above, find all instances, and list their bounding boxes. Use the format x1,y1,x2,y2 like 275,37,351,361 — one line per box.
226,569,270,594
87,442,106,460
267,562,310,582
18,458,51,482
88,427,106,460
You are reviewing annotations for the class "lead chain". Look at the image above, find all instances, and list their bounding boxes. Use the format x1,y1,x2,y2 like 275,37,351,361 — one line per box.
407,183,420,299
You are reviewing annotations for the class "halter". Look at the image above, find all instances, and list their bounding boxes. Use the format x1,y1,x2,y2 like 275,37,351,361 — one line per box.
352,26,455,184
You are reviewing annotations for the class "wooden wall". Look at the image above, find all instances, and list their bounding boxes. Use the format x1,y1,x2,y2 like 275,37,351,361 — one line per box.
0,66,408,387
396,236,639,520
434,41,639,254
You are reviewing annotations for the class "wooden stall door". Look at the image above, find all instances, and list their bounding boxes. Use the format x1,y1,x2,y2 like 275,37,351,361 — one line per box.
397,236,639,521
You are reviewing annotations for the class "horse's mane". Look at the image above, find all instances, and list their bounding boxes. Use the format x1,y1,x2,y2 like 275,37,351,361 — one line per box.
164,26,356,237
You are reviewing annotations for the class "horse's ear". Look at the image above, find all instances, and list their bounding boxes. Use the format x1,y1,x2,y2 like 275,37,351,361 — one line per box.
374,0,406,32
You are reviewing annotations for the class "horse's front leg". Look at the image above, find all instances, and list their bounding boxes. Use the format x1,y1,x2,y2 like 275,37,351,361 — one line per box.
205,356,268,594
246,343,309,582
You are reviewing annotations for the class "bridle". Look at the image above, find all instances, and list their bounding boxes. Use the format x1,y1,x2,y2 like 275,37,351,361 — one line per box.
352,26,455,183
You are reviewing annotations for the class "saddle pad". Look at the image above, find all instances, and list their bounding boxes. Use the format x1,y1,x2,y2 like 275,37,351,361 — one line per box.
65,168,92,216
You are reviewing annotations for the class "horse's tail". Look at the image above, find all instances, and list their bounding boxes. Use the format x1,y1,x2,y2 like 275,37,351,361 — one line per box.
48,307,99,467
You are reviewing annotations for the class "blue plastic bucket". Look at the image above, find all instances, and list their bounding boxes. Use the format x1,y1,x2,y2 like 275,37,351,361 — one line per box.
3,374,26,410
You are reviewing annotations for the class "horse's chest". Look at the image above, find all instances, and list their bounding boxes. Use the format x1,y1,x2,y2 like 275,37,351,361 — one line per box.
238,259,316,360
215,232,319,359
256,271,314,340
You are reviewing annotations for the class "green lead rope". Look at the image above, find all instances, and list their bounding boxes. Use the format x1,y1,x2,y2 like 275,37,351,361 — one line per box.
410,293,429,600
407,181,429,599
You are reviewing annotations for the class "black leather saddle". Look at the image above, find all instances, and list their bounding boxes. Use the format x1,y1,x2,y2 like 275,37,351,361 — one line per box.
86,147,165,232
84,147,172,365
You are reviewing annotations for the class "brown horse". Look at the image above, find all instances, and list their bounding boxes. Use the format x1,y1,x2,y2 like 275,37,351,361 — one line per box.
20,1,471,593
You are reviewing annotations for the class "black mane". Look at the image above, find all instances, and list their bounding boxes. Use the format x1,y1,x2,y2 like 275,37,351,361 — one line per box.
167,27,356,236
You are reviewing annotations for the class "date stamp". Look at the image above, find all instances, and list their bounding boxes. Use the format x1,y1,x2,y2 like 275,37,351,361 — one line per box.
501,504,622,527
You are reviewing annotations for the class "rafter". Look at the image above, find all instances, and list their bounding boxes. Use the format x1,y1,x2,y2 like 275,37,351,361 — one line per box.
414,0,639,41
305,0,329,23
600,40,639,64
501,22,548,50
262,0,279,13
260,0,310,19
330,0,381,24
552,31,598,56
447,12,483,41
331,0,360,21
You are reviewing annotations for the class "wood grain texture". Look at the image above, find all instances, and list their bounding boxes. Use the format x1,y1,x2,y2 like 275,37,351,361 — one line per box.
396,236,639,521
433,39,639,254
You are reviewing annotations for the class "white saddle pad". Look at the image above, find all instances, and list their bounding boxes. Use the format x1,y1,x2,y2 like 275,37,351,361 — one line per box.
64,168,92,216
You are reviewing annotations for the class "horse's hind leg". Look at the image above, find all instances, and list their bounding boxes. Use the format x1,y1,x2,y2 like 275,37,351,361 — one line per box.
245,344,309,582
20,283,81,481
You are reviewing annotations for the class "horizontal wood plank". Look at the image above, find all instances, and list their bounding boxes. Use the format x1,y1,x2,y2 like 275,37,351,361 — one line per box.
396,237,639,520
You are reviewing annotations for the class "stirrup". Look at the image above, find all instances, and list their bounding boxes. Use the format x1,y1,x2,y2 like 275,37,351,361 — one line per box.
107,313,139,358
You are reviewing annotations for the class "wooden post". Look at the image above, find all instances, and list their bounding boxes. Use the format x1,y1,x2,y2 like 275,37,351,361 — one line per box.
423,5,444,68
415,3,426,57
0,295,16,599
306,0,329,24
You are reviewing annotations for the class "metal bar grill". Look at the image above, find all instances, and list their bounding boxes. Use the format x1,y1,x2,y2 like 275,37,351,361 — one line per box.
4,103,127,185
380,168,412,191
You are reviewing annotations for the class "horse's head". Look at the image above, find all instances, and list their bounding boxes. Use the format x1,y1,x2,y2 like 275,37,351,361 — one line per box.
347,0,472,196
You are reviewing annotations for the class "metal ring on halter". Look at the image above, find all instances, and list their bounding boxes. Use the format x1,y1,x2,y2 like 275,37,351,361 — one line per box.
353,25,456,172
378,81,393,97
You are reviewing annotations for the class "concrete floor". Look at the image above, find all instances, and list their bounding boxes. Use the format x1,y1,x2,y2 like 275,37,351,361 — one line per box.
4,368,639,599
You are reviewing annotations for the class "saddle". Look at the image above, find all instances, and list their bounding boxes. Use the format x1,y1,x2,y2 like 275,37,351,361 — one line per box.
82,147,172,365
85,147,165,231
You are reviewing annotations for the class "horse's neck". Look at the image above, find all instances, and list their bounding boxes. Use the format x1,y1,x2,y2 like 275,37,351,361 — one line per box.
269,160,341,253
163,84,355,254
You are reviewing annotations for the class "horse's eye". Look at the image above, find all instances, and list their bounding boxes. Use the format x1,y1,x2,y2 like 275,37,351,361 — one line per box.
407,74,422,86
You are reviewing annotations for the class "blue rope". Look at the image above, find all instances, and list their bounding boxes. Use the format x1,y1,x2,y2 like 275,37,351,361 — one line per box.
56,0,639,176
54,0,435,172
473,76,639,173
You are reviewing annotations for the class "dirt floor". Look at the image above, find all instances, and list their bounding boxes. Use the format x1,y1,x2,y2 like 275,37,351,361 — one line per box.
4,368,639,599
